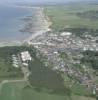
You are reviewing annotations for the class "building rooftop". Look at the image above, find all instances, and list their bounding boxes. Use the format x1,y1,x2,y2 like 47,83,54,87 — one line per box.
21,51,32,62
61,32,72,36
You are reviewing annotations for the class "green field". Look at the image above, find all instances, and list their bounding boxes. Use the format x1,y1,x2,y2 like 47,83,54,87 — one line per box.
28,55,71,96
0,81,69,100
0,81,96,100
44,4,98,31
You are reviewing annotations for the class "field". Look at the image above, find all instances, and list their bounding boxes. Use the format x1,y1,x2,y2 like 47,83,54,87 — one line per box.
28,55,71,96
0,81,69,100
0,81,27,100
0,81,96,100
44,4,98,32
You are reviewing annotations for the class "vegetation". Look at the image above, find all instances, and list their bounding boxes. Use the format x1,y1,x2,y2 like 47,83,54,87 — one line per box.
28,48,94,98
0,46,23,79
71,83,91,96
0,3,98,100
44,5,98,37
0,81,27,100
0,81,95,100
28,48,71,96
81,50,98,71
0,46,95,100
76,10,98,20
60,28,98,37
0,44,96,99
0,45,34,79
0,81,70,100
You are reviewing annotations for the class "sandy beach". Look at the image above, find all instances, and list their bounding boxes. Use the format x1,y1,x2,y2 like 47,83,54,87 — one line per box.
24,7,52,44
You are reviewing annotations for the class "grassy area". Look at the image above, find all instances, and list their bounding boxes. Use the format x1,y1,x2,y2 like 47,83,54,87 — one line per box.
62,74,92,96
0,81,27,100
0,81,70,100
0,46,34,79
22,86,69,100
71,83,91,96
44,4,98,32
28,49,71,96
71,94,95,100
0,81,96,100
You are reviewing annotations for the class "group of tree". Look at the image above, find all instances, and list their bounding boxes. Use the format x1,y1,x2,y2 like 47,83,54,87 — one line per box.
60,28,98,37
76,10,98,20
81,50,98,70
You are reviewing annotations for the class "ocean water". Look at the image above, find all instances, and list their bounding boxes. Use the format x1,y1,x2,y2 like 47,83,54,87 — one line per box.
0,5,33,42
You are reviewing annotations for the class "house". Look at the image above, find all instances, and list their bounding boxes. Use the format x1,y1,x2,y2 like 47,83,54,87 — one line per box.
12,55,19,68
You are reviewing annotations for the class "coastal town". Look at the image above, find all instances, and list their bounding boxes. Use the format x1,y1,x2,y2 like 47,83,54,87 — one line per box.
27,26,98,95
8,6,98,97
0,1,98,100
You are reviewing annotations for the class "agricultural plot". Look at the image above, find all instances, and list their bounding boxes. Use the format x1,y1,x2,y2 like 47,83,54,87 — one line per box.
0,81,69,100
0,81,95,100
44,5,98,32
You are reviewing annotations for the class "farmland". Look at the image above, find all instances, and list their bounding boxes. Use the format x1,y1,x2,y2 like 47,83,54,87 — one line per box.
44,4,98,32
0,81,95,100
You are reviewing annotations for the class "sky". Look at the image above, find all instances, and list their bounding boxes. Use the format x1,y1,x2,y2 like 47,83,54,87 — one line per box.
0,0,84,3
0,0,95,4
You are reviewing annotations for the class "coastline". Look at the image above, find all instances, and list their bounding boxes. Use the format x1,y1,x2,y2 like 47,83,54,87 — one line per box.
0,41,22,47
27,8,51,44
24,7,52,44
0,7,51,47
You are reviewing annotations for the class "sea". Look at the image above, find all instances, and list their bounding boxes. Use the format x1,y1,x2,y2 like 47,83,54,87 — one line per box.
0,4,33,42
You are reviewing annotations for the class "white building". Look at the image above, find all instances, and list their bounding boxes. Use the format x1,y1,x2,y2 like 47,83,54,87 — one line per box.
12,55,19,68
61,32,72,36
21,51,32,62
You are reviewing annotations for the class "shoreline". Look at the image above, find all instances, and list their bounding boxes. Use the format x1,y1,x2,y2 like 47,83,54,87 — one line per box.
26,7,52,44
0,7,51,47
0,41,22,47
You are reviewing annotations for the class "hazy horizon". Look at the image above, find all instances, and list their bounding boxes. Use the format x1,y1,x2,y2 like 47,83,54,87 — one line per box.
0,0,96,4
